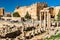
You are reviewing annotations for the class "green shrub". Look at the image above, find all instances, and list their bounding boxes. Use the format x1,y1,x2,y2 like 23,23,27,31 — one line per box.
25,12,31,19
13,12,20,17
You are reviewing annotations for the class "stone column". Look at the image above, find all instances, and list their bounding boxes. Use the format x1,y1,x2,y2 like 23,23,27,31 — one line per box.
44,12,46,30
32,18,34,26
57,21,58,27
47,10,51,30
40,11,42,28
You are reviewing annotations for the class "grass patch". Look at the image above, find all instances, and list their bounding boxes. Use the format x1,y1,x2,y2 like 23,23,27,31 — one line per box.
44,33,60,40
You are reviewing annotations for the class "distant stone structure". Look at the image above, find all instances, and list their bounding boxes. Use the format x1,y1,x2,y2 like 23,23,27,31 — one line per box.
54,6,60,20
14,2,48,20
0,8,4,16
4,12,11,17
49,7,54,18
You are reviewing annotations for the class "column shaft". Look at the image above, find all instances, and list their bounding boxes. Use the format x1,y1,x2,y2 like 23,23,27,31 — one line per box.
47,12,51,29
40,13,42,28
44,13,46,30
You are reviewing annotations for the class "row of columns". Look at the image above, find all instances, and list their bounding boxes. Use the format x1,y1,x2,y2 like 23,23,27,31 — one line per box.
40,9,51,31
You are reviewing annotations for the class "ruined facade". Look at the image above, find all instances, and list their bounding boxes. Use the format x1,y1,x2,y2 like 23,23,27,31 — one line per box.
14,2,48,20
0,8,4,16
